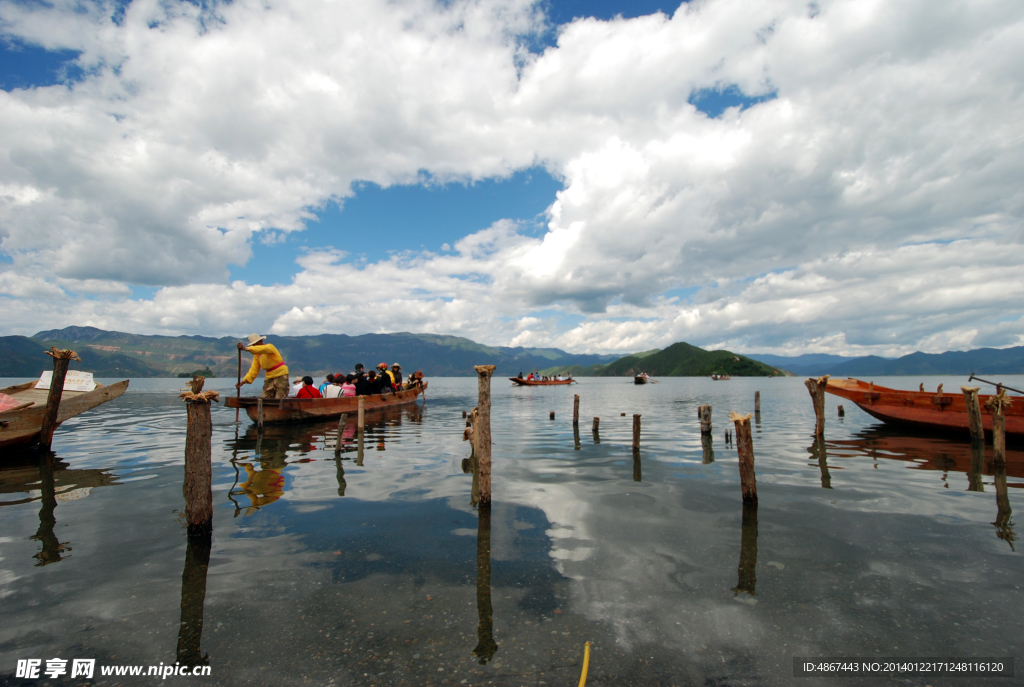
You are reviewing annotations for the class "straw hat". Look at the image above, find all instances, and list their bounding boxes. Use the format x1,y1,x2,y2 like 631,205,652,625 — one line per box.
246,333,265,345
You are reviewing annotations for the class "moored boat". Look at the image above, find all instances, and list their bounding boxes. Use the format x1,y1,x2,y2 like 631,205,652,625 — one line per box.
225,383,427,424
0,379,130,451
825,377,1024,438
508,377,575,386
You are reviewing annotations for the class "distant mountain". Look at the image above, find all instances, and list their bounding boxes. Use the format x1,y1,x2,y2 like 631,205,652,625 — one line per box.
0,336,53,376
744,347,1024,377
25,327,621,378
599,342,784,377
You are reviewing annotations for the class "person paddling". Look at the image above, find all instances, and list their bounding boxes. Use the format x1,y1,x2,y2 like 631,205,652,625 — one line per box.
236,333,290,399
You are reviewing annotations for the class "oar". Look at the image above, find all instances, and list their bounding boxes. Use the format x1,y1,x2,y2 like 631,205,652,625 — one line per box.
236,346,242,422
969,373,1024,395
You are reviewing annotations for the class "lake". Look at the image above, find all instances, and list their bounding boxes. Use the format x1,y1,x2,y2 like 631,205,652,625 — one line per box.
1,375,1021,686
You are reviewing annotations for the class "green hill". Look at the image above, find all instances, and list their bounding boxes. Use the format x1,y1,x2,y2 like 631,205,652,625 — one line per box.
599,342,784,377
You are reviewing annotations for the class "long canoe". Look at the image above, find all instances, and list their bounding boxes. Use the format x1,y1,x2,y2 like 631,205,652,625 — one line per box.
824,377,1024,438
225,383,427,424
0,380,130,450
509,378,575,386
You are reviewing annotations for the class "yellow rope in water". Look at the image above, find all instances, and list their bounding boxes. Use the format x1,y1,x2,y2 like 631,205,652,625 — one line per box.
577,641,591,687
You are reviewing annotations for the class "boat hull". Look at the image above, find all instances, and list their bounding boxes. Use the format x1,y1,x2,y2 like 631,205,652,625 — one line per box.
508,378,574,386
225,383,426,424
824,378,1024,437
634,377,648,385
0,380,130,450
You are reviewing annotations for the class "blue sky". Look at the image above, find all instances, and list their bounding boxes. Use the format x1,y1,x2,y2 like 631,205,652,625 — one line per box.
0,0,1021,355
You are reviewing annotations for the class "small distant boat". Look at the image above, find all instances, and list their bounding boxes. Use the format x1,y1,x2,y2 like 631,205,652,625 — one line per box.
634,373,650,385
0,379,130,451
825,377,1024,437
509,377,575,386
226,383,427,424
711,373,731,381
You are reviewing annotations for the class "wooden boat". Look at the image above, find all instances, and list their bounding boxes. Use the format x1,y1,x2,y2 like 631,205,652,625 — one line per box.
508,377,575,386
225,383,427,424
634,374,649,385
711,373,731,380
825,378,1024,437
0,380,130,450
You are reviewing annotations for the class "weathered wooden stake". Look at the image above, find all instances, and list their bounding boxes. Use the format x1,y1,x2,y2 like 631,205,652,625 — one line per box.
474,365,496,505
620,412,626,416
357,428,364,466
592,417,600,432
837,405,845,417
592,418,601,445
632,414,641,451
961,386,984,443
182,377,216,536
804,375,829,437
754,391,761,414
986,390,1009,465
256,398,264,430
730,411,757,503
698,404,712,435
357,396,365,430
38,347,80,450
573,394,580,427
550,411,555,420
334,413,348,457
463,410,467,418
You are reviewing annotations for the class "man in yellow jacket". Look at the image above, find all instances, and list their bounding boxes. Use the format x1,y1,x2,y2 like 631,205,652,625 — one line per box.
236,333,290,399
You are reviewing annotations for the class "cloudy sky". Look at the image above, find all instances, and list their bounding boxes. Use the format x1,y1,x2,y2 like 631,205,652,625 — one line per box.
1,0,1022,356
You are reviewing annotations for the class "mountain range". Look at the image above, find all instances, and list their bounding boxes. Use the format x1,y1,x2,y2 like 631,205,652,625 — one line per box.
2,325,1022,379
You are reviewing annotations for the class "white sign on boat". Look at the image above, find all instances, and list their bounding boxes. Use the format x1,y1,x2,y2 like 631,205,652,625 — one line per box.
35,370,98,392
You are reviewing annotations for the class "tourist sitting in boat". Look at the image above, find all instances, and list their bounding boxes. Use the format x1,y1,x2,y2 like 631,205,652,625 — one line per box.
353,363,365,380
295,376,322,399
341,375,357,397
318,374,335,396
391,363,403,387
355,371,374,395
322,375,344,399
405,371,425,389
289,378,303,396
236,333,290,399
378,362,396,390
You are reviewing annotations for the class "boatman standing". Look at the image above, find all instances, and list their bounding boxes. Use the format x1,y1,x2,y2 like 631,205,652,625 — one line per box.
236,334,290,399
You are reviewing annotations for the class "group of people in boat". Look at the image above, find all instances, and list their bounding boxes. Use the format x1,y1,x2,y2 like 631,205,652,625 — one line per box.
517,371,572,382
234,333,424,399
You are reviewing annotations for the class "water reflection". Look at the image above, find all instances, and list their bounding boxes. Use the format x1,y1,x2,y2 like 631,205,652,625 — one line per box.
701,434,715,464
807,437,832,489
732,502,758,599
632,449,642,482
1,453,118,565
176,530,212,666
968,441,985,492
993,464,1016,551
473,502,498,664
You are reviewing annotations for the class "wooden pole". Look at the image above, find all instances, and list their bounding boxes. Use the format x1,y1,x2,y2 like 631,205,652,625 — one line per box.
573,394,580,427
698,404,712,435
968,440,985,492
357,428,364,466
256,398,263,430
986,390,1009,465
962,386,984,443
804,376,829,437
592,417,599,432
550,411,555,420
592,417,600,445
357,396,365,430
730,411,757,503
38,347,80,450
236,347,242,423
334,413,348,457
474,365,495,506
462,410,467,418
632,414,641,451
182,377,215,537
754,391,760,414
837,405,845,417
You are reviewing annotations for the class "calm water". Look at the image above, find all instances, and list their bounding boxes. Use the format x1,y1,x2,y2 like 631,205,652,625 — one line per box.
1,376,1021,686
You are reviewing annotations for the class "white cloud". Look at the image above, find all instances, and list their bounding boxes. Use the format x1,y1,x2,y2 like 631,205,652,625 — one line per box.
0,0,1022,355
